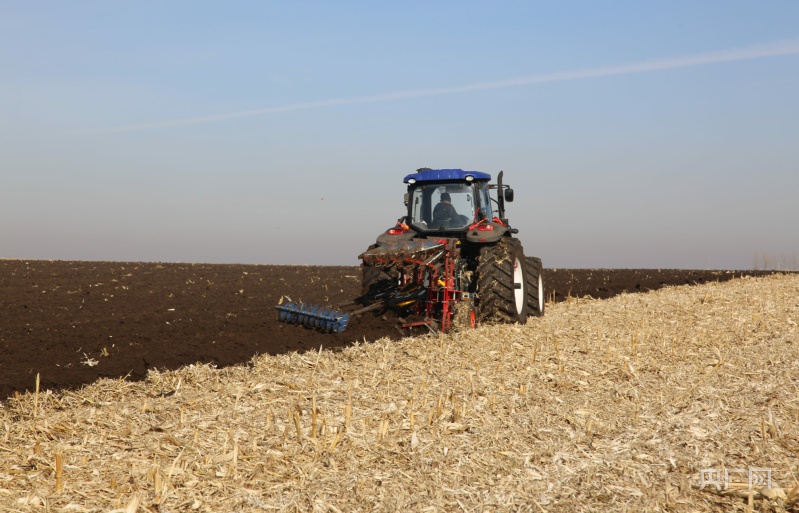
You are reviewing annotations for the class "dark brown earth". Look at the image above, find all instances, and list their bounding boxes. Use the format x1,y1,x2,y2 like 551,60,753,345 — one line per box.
0,260,786,399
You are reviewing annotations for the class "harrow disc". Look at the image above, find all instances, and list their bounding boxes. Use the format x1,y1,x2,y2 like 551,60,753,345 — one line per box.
275,302,350,333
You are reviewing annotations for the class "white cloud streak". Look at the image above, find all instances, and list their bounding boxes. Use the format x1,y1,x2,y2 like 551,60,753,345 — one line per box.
105,39,799,133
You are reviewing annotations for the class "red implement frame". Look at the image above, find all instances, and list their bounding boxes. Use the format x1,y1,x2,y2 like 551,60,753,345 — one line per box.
361,239,462,333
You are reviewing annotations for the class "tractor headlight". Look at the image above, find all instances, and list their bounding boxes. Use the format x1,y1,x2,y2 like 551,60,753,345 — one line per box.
465,175,474,182
407,178,416,184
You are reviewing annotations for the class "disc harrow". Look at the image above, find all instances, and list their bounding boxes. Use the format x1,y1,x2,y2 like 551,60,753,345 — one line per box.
275,302,350,334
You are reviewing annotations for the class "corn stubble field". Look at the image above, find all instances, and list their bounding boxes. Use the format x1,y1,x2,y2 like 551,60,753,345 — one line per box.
2,274,798,512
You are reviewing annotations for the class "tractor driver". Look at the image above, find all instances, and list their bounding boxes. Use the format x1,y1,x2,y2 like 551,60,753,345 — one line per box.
432,192,460,227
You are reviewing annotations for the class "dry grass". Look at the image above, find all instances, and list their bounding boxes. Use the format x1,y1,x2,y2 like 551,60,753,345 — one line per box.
2,274,798,512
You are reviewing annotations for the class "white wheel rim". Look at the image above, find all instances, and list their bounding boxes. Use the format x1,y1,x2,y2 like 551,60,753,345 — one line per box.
538,272,544,312
513,258,524,315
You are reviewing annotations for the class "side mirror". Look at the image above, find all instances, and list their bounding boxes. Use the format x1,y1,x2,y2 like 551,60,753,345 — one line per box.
504,188,514,202
404,192,409,206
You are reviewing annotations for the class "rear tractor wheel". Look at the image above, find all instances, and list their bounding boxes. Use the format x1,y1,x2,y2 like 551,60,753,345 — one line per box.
476,238,530,324
526,257,545,317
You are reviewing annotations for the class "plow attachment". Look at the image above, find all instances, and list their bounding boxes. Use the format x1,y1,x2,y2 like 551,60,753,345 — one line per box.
276,238,467,334
360,239,446,263
359,238,463,333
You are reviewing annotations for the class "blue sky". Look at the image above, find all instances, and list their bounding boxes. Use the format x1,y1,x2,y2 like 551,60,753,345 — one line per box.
2,1,798,268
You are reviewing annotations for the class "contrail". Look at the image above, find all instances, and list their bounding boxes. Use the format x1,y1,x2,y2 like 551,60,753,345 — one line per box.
105,38,799,133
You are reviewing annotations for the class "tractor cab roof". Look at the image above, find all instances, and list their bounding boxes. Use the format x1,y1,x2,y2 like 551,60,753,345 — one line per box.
403,168,491,184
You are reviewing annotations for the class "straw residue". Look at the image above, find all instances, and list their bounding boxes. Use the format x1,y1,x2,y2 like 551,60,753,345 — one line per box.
2,274,798,512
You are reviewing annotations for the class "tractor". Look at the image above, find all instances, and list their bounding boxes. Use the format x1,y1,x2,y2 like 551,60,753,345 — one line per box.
276,168,544,334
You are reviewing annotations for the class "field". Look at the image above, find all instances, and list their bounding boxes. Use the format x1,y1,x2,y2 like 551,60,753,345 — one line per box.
1,261,798,512
0,260,778,399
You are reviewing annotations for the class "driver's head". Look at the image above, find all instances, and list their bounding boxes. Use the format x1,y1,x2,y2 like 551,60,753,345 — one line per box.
440,192,451,203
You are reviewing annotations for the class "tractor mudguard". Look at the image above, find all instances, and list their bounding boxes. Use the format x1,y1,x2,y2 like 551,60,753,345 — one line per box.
376,228,416,245
465,224,507,244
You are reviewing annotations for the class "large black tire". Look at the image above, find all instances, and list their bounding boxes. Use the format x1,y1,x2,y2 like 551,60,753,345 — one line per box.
476,238,530,324
526,257,545,317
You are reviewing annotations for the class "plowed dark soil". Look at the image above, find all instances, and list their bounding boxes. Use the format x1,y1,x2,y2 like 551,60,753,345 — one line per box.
0,260,784,399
